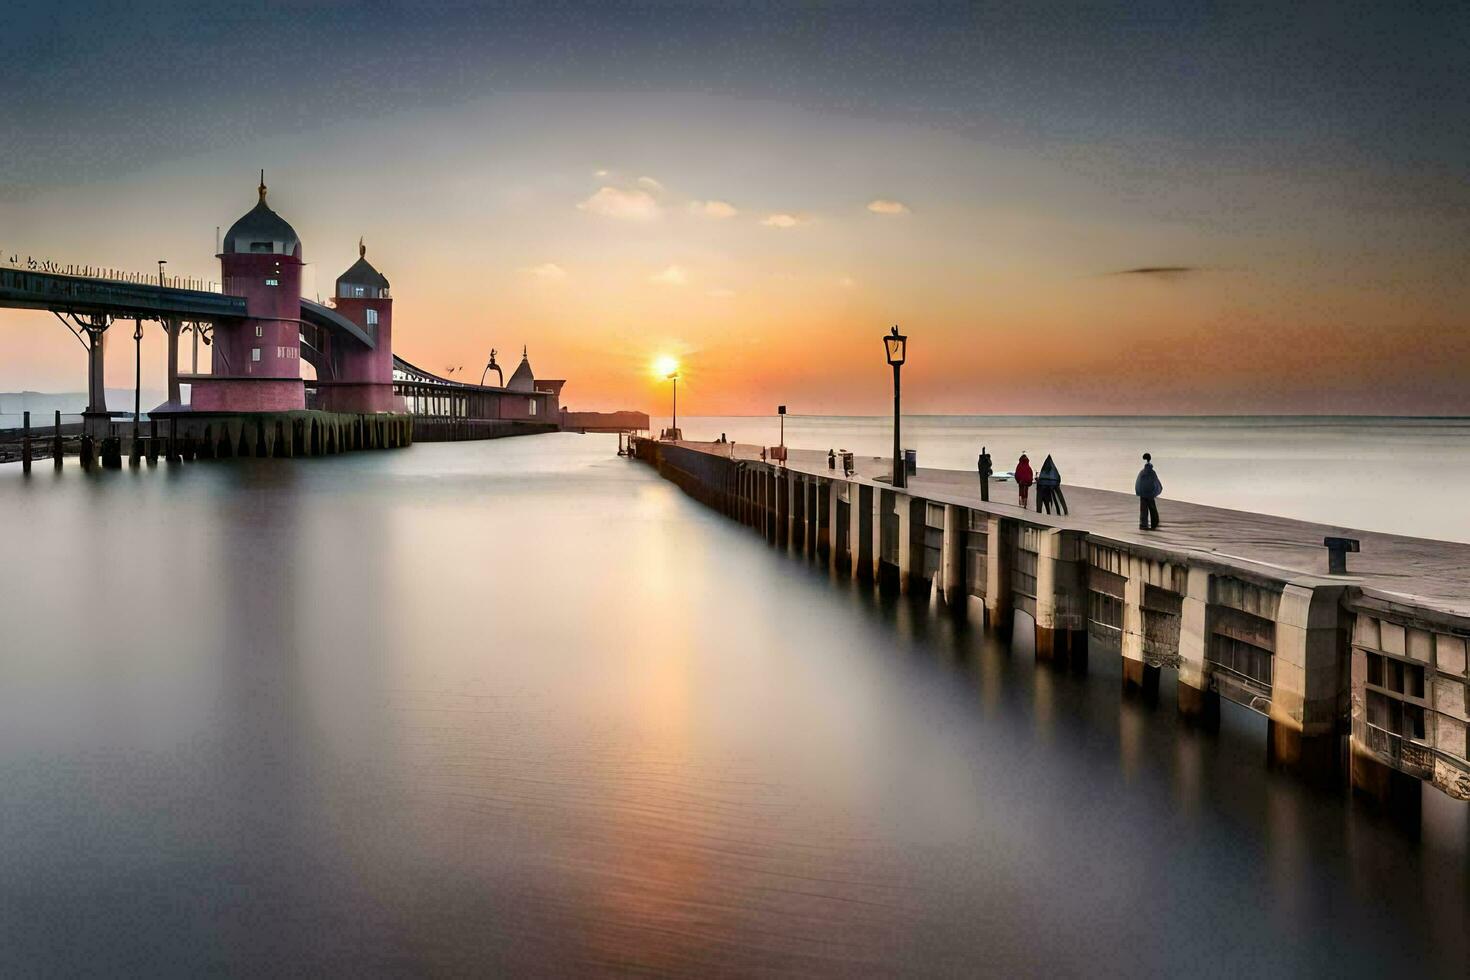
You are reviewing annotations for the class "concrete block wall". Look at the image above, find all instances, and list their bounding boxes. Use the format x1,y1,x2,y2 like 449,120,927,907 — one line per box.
635,440,1469,805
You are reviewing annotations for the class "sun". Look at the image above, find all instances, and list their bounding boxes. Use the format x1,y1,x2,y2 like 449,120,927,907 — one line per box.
652,354,679,378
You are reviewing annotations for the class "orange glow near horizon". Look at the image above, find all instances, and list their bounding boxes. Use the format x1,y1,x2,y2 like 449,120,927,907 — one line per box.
2,92,1468,417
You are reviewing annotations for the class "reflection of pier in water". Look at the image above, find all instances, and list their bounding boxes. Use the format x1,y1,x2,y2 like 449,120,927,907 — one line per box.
635,438,1470,815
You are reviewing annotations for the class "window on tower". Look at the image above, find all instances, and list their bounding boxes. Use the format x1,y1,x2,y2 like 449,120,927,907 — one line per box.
251,348,261,362
366,309,378,325
265,278,279,287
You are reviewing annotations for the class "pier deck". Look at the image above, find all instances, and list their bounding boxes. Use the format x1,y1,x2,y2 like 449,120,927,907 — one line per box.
704,443,1470,618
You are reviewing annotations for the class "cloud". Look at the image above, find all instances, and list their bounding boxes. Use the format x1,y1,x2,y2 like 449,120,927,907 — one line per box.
761,212,805,229
522,262,567,283
578,186,661,221
691,199,738,219
636,176,664,191
867,199,910,215
650,265,688,286
707,287,736,298
593,168,609,177
1107,266,1200,278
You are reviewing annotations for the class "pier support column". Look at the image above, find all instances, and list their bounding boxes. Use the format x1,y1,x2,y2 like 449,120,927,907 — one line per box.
1035,528,1088,666
984,516,1012,634
854,484,875,581
1121,556,1158,698
163,317,182,406
1268,582,1348,780
940,504,966,610
1177,566,1220,727
895,493,914,593
82,315,111,437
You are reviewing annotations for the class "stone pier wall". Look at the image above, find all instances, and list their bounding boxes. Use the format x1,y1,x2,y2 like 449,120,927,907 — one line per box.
635,438,1470,805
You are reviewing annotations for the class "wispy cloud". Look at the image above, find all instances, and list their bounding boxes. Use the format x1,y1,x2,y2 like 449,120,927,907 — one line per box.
636,175,664,191
1107,266,1200,278
578,186,661,221
691,199,738,219
650,264,688,286
522,262,567,283
593,168,609,177
867,199,910,215
761,212,805,229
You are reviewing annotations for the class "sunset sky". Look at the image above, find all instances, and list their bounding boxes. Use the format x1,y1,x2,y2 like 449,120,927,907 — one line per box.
3,2,1467,415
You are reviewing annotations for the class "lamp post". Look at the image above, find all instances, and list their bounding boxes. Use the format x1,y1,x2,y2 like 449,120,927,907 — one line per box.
667,371,678,438
777,404,786,466
884,325,907,488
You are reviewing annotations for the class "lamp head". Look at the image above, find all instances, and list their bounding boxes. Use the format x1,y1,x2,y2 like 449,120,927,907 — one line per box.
883,324,907,366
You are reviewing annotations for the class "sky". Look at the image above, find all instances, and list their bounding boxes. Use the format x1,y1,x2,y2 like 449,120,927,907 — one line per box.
2,0,1468,415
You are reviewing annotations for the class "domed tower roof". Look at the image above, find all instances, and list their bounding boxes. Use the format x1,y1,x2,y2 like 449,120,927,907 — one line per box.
507,347,536,392
222,171,301,258
336,238,390,298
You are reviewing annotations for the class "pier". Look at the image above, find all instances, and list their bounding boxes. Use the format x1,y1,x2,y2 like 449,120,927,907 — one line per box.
634,437,1470,809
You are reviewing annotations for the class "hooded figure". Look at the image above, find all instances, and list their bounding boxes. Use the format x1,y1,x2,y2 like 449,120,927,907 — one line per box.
1015,452,1033,507
1037,454,1068,515
1135,453,1163,529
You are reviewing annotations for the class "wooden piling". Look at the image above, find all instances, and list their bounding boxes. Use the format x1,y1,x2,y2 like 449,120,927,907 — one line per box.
147,419,159,463
53,411,62,469
21,411,31,473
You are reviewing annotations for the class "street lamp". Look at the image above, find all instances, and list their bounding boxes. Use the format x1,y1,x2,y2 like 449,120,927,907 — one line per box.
777,404,786,465
884,325,907,488
667,370,679,439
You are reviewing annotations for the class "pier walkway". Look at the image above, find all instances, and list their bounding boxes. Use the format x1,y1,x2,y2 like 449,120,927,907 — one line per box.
636,438,1470,809
711,443,1470,618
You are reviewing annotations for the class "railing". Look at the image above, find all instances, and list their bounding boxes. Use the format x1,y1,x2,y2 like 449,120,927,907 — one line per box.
1,250,218,292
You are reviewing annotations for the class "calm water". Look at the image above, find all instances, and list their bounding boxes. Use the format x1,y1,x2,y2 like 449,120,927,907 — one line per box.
662,415,1470,542
1,434,1466,975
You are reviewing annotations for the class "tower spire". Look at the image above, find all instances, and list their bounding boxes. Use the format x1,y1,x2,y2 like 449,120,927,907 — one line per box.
359,236,366,258
258,169,267,203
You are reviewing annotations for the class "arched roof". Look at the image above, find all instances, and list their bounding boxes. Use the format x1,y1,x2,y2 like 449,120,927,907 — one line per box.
222,172,301,258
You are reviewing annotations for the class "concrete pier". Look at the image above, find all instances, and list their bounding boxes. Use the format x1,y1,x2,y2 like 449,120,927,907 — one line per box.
635,438,1470,807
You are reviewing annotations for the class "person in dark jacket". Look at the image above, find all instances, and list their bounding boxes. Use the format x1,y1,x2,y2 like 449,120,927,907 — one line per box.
1015,452,1033,507
1037,455,1068,515
977,446,993,502
1135,452,1162,529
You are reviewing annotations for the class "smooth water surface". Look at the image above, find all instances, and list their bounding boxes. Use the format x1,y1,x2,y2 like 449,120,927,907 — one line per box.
0,435,1465,975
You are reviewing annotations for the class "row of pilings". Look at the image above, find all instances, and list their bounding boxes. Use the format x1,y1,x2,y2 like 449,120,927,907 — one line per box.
68,412,414,470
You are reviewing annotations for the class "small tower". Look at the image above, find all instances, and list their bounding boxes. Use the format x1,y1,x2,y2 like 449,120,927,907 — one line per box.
321,238,400,412
193,172,306,411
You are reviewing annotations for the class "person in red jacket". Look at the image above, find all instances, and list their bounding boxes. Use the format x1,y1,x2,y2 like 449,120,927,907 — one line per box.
1015,452,1033,507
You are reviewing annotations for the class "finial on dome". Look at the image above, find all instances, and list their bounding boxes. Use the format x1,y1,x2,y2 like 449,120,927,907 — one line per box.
258,169,267,203
522,345,528,358
359,236,366,258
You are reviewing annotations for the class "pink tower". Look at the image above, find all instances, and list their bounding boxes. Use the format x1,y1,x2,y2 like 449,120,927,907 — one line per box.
316,238,400,413
191,172,306,412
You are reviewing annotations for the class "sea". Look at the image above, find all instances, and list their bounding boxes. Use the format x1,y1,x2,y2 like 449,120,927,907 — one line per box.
0,425,1466,974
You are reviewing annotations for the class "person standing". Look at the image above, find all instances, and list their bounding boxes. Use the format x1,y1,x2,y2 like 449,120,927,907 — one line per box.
1037,454,1066,515
977,446,993,502
1135,452,1162,529
1015,452,1033,508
